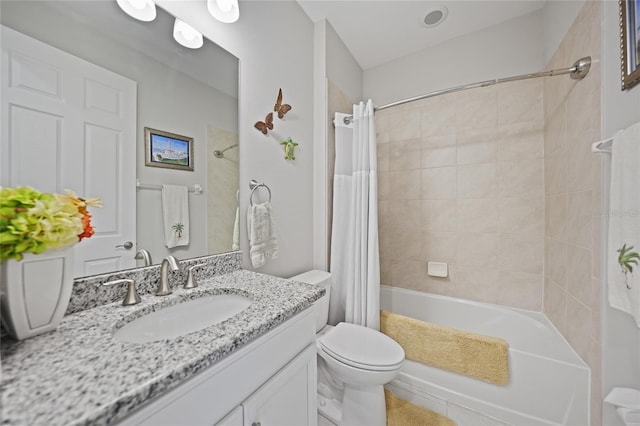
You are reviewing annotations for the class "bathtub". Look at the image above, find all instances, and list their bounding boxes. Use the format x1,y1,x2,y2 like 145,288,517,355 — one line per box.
380,285,589,426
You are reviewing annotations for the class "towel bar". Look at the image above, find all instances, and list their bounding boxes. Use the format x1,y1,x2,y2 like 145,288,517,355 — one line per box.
249,180,271,206
136,179,203,194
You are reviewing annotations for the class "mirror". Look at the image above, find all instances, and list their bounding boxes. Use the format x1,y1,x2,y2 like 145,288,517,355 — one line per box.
0,1,239,276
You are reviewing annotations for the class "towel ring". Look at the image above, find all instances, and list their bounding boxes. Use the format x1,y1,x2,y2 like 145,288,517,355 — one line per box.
249,180,271,206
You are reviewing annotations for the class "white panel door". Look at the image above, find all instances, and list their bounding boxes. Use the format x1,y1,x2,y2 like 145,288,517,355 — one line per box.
1,25,137,277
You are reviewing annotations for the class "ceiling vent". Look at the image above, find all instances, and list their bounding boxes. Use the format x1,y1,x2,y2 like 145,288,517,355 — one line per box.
423,5,448,28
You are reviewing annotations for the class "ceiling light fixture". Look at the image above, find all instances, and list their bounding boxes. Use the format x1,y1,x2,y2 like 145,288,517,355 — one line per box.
173,19,204,49
116,0,156,22
423,5,448,28
207,0,240,23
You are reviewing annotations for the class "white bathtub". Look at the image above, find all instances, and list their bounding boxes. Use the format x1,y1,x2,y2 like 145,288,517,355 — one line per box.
380,285,589,426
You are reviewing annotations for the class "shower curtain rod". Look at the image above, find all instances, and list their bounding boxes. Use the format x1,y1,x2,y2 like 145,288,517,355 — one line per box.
340,56,591,125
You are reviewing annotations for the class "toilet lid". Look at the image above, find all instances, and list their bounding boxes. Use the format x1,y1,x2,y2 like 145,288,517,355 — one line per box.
318,322,404,371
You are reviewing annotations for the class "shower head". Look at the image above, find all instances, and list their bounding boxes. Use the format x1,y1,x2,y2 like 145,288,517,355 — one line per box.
213,143,239,158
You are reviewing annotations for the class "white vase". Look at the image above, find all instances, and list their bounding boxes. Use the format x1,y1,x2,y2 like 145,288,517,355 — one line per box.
0,247,75,340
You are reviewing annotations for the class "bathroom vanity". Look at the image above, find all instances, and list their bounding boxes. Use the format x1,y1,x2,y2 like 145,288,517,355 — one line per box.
0,270,323,425
121,310,317,426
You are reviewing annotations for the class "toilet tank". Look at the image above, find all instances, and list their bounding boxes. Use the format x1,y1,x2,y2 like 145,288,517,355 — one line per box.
289,270,331,333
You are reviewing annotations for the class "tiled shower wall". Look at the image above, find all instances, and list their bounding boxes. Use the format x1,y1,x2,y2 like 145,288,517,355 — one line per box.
207,126,239,254
543,2,602,423
376,78,545,311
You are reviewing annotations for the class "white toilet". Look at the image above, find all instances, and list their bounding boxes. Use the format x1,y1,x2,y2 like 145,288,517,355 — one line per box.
290,270,405,426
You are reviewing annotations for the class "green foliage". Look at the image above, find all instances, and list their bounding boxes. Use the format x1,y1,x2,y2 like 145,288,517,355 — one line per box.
0,186,84,261
618,243,640,274
172,222,184,238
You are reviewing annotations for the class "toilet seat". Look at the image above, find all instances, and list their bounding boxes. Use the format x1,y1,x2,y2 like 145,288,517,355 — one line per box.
317,322,404,371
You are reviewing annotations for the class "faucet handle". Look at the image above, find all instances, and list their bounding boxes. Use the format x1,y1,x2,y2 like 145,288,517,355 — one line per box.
103,279,141,306
184,264,207,289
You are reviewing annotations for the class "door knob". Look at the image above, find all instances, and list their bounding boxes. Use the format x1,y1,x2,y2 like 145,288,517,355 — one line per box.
116,241,133,249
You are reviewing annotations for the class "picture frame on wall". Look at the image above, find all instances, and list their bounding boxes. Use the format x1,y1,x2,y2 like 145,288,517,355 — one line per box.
620,0,640,90
144,127,194,171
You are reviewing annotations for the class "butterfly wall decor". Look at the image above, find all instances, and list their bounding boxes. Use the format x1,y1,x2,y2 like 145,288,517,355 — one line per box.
254,112,274,135
253,88,293,135
274,88,292,119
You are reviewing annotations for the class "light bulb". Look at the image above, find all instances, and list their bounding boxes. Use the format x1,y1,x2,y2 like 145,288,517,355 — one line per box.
116,0,156,21
129,0,147,10
207,0,239,23
173,19,204,49
216,0,233,12
180,25,198,41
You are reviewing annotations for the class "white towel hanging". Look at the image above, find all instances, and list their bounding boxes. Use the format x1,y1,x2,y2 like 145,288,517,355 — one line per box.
232,205,240,251
246,201,278,268
162,185,190,248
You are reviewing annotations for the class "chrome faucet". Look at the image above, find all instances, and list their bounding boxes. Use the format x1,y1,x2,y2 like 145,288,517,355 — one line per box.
156,255,179,296
134,249,152,266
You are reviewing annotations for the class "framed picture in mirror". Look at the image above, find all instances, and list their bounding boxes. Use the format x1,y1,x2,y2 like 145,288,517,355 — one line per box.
145,127,194,171
620,0,640,90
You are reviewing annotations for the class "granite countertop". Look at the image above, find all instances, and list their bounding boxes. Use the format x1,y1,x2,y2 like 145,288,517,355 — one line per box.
0,270,324,426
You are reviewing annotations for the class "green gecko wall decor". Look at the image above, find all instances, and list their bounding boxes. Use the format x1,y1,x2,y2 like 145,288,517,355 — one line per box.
280,137,298,160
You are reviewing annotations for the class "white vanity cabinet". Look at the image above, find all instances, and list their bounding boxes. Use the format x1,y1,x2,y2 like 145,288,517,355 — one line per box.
119,308,317,426
217,344,316,426
240,344,316,426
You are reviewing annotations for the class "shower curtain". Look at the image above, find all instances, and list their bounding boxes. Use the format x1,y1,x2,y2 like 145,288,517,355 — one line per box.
329,100,380,330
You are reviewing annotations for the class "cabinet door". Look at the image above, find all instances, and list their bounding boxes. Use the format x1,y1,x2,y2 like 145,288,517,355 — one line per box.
243,344,317,426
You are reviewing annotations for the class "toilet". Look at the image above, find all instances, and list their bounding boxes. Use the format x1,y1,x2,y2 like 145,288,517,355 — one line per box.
290,270,404,426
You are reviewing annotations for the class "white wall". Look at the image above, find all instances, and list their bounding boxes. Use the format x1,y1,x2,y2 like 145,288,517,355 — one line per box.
162,0,315,277
541,0,585,64
313,19,329,270
326,21,363,105
602,1,640,425
363,10,545,106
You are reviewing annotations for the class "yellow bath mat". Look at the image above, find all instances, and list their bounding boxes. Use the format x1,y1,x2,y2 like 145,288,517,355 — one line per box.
385,389,457,426
380,310,510,385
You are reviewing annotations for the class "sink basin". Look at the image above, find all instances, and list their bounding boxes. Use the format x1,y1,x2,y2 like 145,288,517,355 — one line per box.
114,294,252,343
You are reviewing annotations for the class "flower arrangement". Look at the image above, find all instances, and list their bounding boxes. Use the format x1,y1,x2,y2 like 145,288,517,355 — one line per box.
0,186,102,261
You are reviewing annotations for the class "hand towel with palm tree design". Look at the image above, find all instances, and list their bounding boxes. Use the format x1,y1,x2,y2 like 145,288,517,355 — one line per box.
607,122,640,327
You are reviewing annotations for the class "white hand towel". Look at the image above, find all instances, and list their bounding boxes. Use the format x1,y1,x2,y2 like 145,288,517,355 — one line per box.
246,201,278,268
232,206,240,251
162,185,189,248
607,121,640,327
